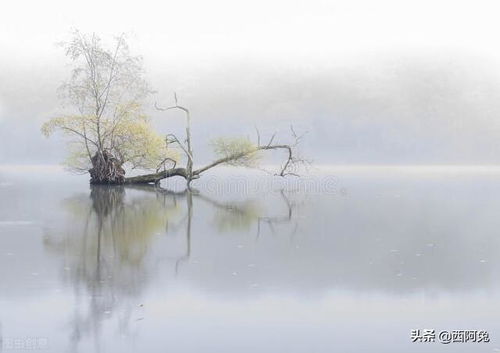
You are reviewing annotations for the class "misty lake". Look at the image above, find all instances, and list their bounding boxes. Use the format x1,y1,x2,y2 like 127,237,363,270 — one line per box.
1,165,500,352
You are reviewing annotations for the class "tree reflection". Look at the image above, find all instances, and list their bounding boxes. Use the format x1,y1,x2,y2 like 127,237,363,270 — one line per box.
42,185,296,351
128,185,298,272
43,185,178,350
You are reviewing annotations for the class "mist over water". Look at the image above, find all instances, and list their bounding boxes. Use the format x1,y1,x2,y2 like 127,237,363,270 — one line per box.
4,54,500,166
3,1,500,351
0,166,499,352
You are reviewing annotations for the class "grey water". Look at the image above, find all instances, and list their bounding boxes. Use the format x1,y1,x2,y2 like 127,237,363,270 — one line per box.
1,165,500,352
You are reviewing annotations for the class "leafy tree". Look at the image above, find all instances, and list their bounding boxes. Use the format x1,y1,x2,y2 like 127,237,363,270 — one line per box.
42,31,177,183
128,95,309,187
43,31,307,186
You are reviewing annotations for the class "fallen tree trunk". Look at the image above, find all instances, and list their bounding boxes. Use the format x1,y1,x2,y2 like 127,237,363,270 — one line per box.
124,144,298,185
195,145,292,176
124,167,189,184
121,97,307,186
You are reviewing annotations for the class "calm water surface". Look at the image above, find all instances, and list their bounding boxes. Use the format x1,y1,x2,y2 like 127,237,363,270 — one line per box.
1,166,500,352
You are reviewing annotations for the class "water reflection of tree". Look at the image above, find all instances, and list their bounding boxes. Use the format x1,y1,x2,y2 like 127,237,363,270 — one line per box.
130,185,298,272
43,186,177,351
199,190,297,240
43,185,297,351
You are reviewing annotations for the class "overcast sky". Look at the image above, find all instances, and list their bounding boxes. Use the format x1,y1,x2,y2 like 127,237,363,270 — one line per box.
2,0,500,165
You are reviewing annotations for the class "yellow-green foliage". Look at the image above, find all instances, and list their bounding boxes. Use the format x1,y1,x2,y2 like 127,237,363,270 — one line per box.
43,188,183,287
213,201,260,232
42,102,179,171
63,142,93,173
211,137,261,167
41,32,174,173
110,104,179,170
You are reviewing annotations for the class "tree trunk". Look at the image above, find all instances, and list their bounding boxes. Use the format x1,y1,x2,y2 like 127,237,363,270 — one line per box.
89,151,126,184
124,168,189,184
122,144,295,185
